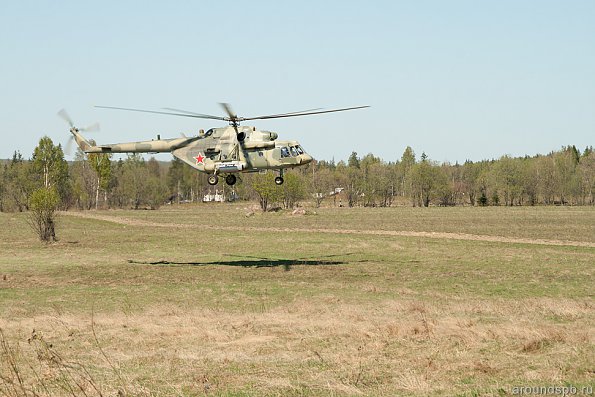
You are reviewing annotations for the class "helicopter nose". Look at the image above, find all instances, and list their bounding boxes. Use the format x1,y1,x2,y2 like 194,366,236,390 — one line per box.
302,153,313,164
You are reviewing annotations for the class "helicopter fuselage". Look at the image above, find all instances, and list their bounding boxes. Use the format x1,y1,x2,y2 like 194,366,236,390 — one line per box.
78,125,312,184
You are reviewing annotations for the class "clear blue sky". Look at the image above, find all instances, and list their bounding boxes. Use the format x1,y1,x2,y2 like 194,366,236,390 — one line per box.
1,0,593,163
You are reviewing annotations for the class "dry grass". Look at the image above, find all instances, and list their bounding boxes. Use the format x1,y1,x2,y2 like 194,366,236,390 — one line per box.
0,205,593,396
2,299,592,396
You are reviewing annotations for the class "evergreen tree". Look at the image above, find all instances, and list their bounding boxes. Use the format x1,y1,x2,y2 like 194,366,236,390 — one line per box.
347,151,360,169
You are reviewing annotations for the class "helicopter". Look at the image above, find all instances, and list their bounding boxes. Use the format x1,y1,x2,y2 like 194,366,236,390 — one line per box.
58,103,369,186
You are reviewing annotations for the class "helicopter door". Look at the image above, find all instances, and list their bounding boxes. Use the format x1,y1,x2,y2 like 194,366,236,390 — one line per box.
272,147,281,160
247,150,267,168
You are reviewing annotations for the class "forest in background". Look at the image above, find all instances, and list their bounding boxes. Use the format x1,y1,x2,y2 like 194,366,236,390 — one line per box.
1,136,594,213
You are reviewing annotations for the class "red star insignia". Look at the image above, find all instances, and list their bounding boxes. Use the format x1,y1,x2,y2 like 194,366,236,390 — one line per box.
194,153,205,164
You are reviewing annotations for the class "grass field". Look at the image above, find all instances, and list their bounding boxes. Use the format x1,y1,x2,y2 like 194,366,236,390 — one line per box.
0,205,594,396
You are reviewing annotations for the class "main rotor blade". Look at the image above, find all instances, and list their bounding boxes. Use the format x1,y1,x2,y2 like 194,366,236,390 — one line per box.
166,106,324,120
262,108,323,118
57,108,74,127
219,103,237,120
162,107,229,120
243,105,370,121
95,105,228,121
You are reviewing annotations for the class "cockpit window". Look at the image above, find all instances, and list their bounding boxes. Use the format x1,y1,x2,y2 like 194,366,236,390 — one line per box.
296,145,304,155
290,146,298,157
280,147,290,158
205,129,214,137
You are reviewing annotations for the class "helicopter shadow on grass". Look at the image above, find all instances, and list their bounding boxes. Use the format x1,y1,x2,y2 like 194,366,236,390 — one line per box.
127,253,354,271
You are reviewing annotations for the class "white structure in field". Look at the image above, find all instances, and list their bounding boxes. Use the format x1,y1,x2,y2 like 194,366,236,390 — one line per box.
203,189,238,203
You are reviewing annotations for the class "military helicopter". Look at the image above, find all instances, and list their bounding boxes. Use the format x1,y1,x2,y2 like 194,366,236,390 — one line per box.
58,103,369,186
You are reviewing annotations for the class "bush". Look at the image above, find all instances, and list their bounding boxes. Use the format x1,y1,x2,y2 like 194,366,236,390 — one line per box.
28,187,59,242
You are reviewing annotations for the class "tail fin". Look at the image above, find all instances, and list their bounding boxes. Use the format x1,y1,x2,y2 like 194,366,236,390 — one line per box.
70,127,94,152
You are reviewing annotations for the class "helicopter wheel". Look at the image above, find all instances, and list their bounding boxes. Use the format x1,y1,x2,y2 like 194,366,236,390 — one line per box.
225,174,237,186
207,174,219,185
274,176,284,185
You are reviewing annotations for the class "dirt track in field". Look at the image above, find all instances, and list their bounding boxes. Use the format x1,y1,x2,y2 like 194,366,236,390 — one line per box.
63,211,595,248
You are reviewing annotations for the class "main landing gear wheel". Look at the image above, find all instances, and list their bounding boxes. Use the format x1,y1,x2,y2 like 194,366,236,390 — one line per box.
208,175,219,185
225,174,237,186
274,176,284,185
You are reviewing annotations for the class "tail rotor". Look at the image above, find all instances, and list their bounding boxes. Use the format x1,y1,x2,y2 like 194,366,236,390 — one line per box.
57,108,74,128
57,109,100,155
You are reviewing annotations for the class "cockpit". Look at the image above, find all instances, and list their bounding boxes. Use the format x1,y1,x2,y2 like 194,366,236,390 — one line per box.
281,144,306,158
278,143,312,165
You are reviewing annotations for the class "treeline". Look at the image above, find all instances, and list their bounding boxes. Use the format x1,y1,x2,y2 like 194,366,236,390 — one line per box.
1,137,593,213
316,145,595,208
0,139,168,212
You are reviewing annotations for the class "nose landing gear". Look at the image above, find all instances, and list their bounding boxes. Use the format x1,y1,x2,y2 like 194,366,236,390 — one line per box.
274,169,284,185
